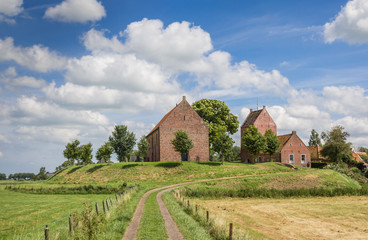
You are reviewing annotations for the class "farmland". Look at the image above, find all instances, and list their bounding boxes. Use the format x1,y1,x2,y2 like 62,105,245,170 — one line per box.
1,162,367,239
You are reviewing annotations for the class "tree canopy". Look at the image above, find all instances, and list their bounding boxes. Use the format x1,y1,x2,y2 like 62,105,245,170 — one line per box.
321,125,352,163
33,167,48,180
63,139,80,165
308,129,322,146
211,129,234,164
264,129,280,159
109,125,136,162
79,143,93,165
96,141,114,163
192,99,238,156
241,125,266,163
137,135,150,164
171,130,194,163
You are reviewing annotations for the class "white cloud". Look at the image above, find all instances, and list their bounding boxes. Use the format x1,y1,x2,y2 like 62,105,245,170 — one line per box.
122,120,155,138
13,96,109,126
15,126,81,144
65,53,180,93
42,82,183,113
123,19,213,72
322,86,368,116
44,0,106,23
0,0,23,17
324,0,368,43
199,51,293,96
0,37,67,72
0,135,11,144
83,29,124,54
1,67,46,88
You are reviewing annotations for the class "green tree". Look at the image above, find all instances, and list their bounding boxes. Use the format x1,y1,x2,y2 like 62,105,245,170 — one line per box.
171,130,194,164
192,99,239,156
0,173,6,180
321,125,352,163
33,167,48,180
137,135,150,165
63,139,81,165
230,146,241,162
309,129,322,146
212,129,234,164
96,141,114,163
109,125,136,162
264,129,280,161
79,143,93,165
241,125,266,163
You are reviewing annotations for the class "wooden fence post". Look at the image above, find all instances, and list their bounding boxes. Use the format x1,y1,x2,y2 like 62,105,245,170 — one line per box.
229,223,233,240
106,199,110,211
69,215,73,236
45,225,49,240
187,200,190,207
110,197,113,207
95,203,99,216
195,204,198,212
115,193,118,202
206,211,209,222
102,200,106,214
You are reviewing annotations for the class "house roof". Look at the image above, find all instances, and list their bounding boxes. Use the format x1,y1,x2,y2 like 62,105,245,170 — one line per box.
356,152,367,156
277,133,292,152
241,109,262,128
352,151,367,165
147,104,177,137
307,145,326,160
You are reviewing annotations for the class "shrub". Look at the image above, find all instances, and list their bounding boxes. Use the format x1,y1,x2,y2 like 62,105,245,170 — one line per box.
311,161,328,169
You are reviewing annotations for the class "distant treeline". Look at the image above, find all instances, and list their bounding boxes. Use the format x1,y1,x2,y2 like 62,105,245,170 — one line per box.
6,173,35,180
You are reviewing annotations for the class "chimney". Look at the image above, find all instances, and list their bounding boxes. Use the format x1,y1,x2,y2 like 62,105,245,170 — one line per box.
263,105,266,110
183,96,186,101
292,131,296,135
250,109,253,113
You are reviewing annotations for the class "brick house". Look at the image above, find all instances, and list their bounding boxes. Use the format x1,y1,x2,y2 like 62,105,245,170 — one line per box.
240,106,311,167
146,96,209,162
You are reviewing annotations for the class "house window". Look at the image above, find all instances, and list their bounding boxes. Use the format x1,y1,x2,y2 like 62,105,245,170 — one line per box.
289,143,292,146
184,115,186,120
258,156,262,163
301,154,306,164
289,154,294,164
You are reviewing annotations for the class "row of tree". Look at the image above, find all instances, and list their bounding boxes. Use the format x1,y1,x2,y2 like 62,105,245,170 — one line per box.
2,167,48,180
241,126,280,162
59,125,150,170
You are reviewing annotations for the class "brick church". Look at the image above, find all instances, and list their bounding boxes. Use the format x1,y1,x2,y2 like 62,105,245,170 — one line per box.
146,96,209,162
241,106,311,167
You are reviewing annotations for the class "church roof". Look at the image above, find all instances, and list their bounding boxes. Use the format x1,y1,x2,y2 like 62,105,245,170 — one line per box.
241,109,262,128
147,105,177,136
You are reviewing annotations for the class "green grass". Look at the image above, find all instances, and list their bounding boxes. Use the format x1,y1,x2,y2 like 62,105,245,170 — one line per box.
162,190,212,240
47,162,295,189
0,188,110,240
137,192,167,240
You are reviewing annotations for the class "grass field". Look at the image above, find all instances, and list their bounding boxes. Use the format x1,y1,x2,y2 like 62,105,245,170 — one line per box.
190,196,368,240
1,161,365,239
0,188,110,240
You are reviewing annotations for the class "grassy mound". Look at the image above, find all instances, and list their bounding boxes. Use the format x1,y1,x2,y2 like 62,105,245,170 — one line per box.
47,162,295,187
180,169,363,198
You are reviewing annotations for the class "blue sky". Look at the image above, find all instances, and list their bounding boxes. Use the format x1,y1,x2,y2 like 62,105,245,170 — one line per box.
0,0,367,175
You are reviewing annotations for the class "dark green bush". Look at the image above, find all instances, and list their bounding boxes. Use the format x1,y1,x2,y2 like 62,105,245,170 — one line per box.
311,161,328,169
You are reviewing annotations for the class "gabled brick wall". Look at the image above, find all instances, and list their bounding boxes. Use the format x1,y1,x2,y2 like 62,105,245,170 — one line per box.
277,131,311,167
146,96,209,162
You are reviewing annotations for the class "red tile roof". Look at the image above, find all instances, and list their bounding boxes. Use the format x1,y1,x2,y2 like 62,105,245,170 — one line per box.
241,109,262,128
277,133,292,151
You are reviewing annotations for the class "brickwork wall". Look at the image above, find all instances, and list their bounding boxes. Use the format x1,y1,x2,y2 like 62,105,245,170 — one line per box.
279,132,311,167
146,129,160,162
146,97,209,162
241,107,276,162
